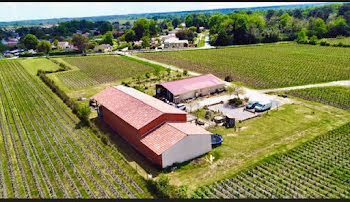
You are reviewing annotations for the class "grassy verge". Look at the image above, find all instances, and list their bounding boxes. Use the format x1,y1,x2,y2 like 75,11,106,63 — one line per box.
121,55,167,72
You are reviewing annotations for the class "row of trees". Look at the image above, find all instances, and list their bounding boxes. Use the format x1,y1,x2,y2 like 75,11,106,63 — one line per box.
15,20,113,40
208,3,350,46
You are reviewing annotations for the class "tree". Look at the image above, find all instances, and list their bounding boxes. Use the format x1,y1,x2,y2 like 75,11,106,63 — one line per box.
338,3,350,23
141,36,150,48
36,40,52,54
176,29,195,42
172,18,180,28
98,21,113,35
124,29,136,42
297,29,308,44
23,34,39,49
53,39,58,47
101,31,114,45
280,13,292,28
327,16,349,37
72,34,89,53
308,17,327,38
149,19,159,36
133,18,150,40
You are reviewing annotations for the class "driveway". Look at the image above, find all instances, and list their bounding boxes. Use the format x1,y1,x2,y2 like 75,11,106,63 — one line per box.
259,80,350,93
208,104,259,121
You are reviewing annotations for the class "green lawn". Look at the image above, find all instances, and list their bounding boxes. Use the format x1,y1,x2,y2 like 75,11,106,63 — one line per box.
137,43,350,89
167,102,350,193
18,58,61,76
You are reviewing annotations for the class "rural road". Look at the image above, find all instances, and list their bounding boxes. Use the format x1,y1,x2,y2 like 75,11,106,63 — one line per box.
259,80,350,93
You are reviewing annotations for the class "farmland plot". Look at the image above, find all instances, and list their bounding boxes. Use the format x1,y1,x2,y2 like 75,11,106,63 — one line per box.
192,123,350,199
286,86,350,110
138,43,350,89
56,55,154,89
0,60,150,198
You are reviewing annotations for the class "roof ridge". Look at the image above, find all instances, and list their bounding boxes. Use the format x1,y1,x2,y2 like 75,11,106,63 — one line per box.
114,85,164,115
166,121,189,136
114,85,186,115
160,73,213,85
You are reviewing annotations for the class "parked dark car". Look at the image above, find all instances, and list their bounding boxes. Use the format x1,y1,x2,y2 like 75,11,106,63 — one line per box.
245,101,259,110
176,103,186,110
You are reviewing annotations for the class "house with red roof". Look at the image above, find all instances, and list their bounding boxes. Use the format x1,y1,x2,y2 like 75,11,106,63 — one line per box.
156,74,226,103
93,85,212,168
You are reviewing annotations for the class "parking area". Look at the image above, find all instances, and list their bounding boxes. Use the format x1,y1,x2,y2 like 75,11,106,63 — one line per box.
208,104,259,121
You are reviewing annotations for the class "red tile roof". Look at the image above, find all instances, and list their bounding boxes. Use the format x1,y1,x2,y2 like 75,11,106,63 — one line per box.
141,122,212,155
92,86,186,130
160,74,225,96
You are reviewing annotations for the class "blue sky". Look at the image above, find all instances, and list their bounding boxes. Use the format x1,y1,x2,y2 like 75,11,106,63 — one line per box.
0,2,322,22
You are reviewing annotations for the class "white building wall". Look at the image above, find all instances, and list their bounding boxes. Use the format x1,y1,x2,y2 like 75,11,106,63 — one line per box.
176,83,226,103
161,134,212,168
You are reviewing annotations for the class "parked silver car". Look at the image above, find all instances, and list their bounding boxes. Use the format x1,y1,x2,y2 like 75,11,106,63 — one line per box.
254,102,272,112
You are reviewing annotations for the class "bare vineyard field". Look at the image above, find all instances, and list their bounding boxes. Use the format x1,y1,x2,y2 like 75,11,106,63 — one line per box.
0,60,151,198
138,43,350,89
55,55,154,89
286,86,350,110
192,123,350,199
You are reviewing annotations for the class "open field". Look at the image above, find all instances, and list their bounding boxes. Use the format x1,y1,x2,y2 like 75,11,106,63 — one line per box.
167,103,350,192
285,86,350,110
18,58,61,76
137,43,350,89
54,55,155,89
192,122,350,198
0,60,151,198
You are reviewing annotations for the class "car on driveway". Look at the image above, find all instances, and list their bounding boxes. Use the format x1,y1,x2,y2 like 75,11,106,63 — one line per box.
245,101,259,110
176,103,186,110
254,102,272,112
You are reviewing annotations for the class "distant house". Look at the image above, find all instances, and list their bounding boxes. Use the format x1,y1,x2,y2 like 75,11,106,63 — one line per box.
94,44,112,52
92,85,212,168
52,41,73,51
156,74,226,103
180,22,186,28
1,37,19,46
164,38,188,48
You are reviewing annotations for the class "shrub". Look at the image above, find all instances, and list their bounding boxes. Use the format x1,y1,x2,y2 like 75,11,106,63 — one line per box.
183,70,188,76
228,98,243,106
320,40,330,46
309,35,318,45
225,75,233,82
146,174,188,198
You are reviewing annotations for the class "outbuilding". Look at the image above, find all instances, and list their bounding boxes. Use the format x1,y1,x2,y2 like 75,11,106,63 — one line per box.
93,85,212,168
156,74,226,103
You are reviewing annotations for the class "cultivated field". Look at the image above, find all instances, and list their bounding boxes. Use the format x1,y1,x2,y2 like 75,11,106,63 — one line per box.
137,43,350,88
192,123,350,198
55,55,154,89
0,60,151,198
286,86,350,110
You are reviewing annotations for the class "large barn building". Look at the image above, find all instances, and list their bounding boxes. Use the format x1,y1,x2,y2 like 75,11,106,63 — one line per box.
93,85,212,168
155,74,226,103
